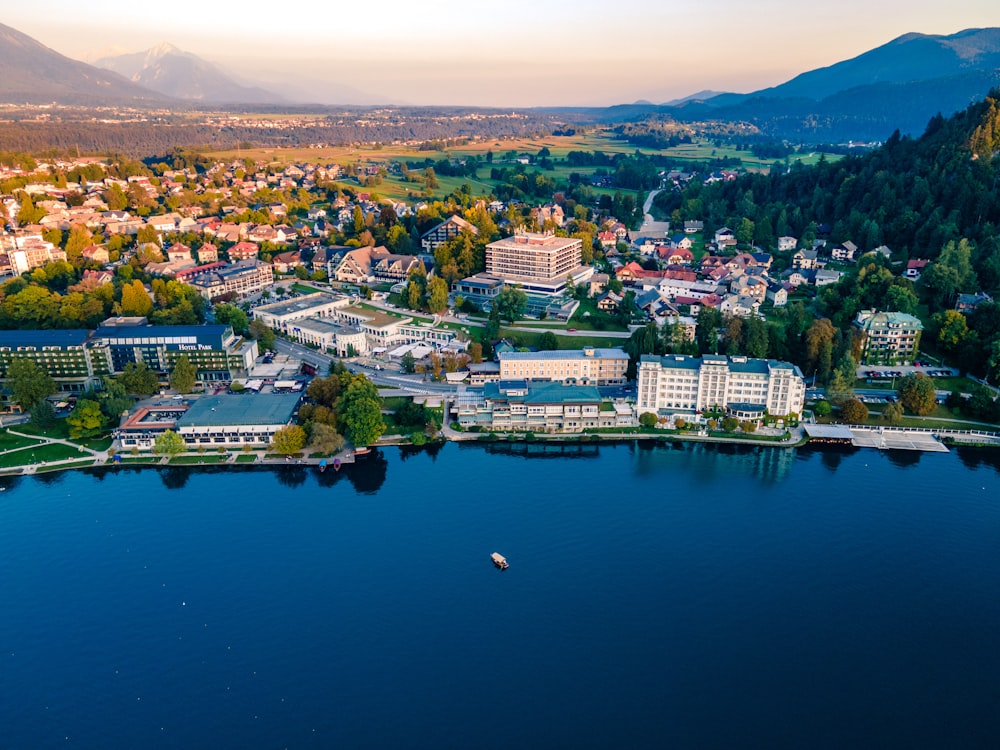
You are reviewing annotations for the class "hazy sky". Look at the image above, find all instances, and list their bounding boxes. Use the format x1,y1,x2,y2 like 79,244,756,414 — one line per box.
6,0,1000,106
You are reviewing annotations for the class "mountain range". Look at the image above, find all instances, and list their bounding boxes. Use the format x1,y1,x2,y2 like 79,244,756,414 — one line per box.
94,43,284,105
1,21,1000,143
0,22,167,105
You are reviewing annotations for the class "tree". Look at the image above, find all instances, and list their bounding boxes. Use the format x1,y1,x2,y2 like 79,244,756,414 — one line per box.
248,319,276,351
881,401,904,425
426,276,449,314
272,425,307,455
338,376,385,447
721,416,739,432
120,361,160,396
401,351,416,373
468,342,483,363
154,430,185,456
839,398,869,424
214,303,249,335
169,355,198,393
898,373,936,415
813,400,833,417
639,412,657,428
6,358,56,411
495,286,528,324
29,400,56,429
120,280,153,317
740,420,758,433
66,398,107,438
308,422,345,454
538,331,559,351
826,370,854,405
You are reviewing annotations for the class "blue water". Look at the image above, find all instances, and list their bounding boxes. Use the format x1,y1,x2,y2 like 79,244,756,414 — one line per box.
1,442,999,749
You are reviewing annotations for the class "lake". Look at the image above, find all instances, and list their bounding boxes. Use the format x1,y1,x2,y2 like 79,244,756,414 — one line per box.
1,442,999,749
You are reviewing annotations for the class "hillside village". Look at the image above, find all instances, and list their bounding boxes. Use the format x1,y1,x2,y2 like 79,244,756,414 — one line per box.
0,139,998,462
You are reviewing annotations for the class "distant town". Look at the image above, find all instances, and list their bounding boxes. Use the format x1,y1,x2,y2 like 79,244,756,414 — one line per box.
0,125,998,473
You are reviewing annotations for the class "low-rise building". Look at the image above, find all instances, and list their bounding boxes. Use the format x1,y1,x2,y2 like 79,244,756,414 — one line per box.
252,292,351,332
636,353,806,419
174,392,301,448
498,347,629,386
456,380,634,433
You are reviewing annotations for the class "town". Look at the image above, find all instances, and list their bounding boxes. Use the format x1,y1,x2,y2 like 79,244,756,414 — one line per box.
0,132,998,473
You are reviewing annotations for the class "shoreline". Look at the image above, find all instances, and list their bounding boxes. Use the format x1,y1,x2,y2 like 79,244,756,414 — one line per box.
7,423,1000,479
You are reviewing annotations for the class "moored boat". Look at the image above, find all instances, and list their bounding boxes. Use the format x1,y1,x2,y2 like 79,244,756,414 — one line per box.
491,552,509,570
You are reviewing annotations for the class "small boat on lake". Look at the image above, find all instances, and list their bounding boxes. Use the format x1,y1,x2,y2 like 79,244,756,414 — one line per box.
491,552,509,570
353,447,371,458
319,459,327,473
333,458,341,471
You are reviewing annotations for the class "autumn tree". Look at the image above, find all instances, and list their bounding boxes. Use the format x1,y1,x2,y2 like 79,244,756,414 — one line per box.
839,398,869,424
120,280,153,317
898,373,937,415
67,398,107,438
272,425,307,455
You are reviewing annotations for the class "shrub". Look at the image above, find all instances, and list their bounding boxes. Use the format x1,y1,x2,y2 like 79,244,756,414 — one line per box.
638,412,657,428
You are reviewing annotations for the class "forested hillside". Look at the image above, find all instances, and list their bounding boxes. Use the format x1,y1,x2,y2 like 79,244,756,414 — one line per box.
657,90,1000,288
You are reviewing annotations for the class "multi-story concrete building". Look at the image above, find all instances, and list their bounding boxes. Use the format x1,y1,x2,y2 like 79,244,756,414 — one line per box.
0,320,257,392
636,353,806,419
187,260,274,300
485,232,592,295
498,347,630,386
854,309,923,364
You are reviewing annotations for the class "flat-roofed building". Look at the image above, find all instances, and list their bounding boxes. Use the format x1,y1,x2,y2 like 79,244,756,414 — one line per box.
636,353,805,418
93,319,257,381
0,329,110,392
456,380,634,433
485,232,592,295
252,292,351,333
174,392,301,447
498,347,629,386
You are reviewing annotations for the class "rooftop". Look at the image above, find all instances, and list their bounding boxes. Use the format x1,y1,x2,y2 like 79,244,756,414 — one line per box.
0,329,93,348
254,292,347,317
177,392,301,428
499,348,628,362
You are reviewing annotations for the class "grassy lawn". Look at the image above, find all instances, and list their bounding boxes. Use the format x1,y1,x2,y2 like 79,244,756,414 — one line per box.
17,419,72,440
113,456,159,464
235,454,259,463
0,430,44,452
500,328,626,350
290,283,326,295
168,455,229,465
0,442,89,468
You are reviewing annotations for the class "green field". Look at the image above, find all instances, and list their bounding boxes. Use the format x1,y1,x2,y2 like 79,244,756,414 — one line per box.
0,430,44,452
207,131,843,203
0,442,90,468
168,455,229,465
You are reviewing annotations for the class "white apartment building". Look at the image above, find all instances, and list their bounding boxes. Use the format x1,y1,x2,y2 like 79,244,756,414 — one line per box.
637,354,805,419
485,232,592,295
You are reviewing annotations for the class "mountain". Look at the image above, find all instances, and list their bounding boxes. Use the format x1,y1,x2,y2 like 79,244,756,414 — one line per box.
0,22,168,105
681,28,1000,141
660,90,727,106
95,43,285,105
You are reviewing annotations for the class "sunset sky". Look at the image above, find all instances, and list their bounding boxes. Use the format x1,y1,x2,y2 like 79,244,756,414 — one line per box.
6,0,1000,106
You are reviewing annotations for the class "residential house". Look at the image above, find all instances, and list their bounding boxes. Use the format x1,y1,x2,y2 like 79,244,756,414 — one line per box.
956,292,993,314
904,259,929,281
777,236,798,252
589,273,609,297
228,242,260,261
683,220,704,234
80,245,110,264
596,290,622,312
714,227,737,248
197,243,218,263
420,215,478,252
166,243,192,263
271,250,303,274
831,241,858,262
792,249,819,270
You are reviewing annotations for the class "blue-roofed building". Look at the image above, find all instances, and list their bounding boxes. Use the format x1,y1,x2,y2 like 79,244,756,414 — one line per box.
636,353,805,419
93,318,257,382
0,329,111,393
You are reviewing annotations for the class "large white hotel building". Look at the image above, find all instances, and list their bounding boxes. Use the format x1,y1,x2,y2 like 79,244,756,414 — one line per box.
637,354,806,419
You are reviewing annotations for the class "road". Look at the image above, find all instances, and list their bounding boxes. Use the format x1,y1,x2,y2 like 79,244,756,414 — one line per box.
637,189,670,238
